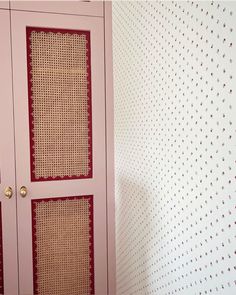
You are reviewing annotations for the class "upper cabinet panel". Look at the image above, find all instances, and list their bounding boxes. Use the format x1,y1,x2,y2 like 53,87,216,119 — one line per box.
10,0,103,17
27,27,93,181
0,1,9,9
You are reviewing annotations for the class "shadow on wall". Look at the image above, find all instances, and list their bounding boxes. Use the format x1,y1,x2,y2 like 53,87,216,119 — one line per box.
116,175,155,295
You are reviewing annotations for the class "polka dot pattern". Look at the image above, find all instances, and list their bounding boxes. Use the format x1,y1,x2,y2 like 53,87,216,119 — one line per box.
113,1,236,295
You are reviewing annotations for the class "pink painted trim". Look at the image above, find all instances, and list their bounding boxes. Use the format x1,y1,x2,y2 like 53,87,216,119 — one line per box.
104,2,116,294
0,203,4,295
31,195,94,295
26,26,93,182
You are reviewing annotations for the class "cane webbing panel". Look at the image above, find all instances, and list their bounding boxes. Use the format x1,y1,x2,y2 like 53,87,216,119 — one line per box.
32,196,94,295
0,203,3,295
27,27,92,181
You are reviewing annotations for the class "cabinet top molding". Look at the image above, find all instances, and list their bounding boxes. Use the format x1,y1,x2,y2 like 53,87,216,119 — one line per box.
3,1,104,17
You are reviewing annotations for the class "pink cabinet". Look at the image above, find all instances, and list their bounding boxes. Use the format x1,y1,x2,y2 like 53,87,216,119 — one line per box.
0,2,115,295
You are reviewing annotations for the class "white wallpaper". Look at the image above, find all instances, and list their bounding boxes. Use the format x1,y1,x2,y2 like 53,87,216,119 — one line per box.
112,1,236,295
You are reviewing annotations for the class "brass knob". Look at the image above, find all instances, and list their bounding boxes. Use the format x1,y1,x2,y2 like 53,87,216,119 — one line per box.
20,186,27,198
4,186,13,199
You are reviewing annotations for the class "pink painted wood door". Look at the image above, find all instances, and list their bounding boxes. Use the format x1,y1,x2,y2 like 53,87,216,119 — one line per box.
0,9,19,295
11,10,107,295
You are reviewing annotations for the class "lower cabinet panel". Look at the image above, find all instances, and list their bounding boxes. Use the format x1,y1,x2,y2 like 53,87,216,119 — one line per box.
32,196,94,295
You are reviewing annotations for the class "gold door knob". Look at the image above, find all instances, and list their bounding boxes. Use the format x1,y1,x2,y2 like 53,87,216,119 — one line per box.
20,186,27,198
4,186,13,199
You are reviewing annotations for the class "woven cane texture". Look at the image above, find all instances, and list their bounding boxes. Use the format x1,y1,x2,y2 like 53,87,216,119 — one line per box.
28,28,92,181
32,196,94,295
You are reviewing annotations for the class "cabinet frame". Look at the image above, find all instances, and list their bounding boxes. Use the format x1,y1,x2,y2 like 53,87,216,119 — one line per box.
0,1,9,9
104,3,116,295
10,0,103,17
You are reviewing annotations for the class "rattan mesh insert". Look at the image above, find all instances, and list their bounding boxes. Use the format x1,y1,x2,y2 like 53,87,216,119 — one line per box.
32,196,94,295
27,28,92,181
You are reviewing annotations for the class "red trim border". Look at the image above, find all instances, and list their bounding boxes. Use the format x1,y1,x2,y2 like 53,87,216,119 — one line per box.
26,26,93,182
0,203,4,294
31,195,94,295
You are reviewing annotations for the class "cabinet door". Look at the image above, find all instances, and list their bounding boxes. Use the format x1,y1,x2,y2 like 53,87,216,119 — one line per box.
11,10,107,295
0,9,19,295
